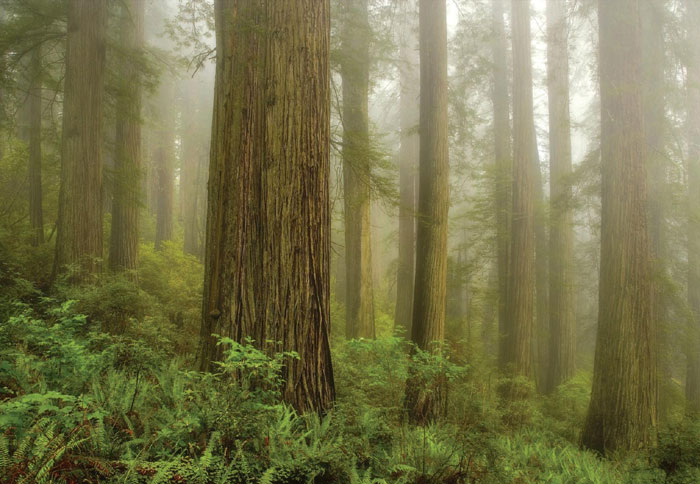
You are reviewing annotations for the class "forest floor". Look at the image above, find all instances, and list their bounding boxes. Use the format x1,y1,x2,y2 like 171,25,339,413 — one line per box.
0,242,698,484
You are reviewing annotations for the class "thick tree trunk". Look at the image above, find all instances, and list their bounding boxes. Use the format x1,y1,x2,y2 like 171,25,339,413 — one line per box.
25,47,44,246
685,0,700,416
501,0,535,378
546,0,575,393
394,1,419,335
154,82,174,251
341,0,375,340
199,0,335,413
109,0,143,276
404,0,449,424
53,0,106,281
581,0,657,454
491,0,512,370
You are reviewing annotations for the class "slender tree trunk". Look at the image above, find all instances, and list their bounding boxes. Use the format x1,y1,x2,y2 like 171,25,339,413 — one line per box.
491,0,512,370
404,0,449,424
533,136,549,392
546,0,575,393
53,0,107,281
685,0,700,415
641,0,670,420
341,0,375,340
154,82,174,251
181,82,200,257
109,0,144,276
394,0,419,335
26,47,44,246
581,0,657,454
501,0,535,378
199,0,335,413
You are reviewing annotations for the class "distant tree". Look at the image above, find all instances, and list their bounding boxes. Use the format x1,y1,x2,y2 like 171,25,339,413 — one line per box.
581,0,657,453
180,78,209,259
545,0,575,392
19,47,44,246
501,0,535,379
154,81,174,251
404,0,449,424
53,0,107,281
198,0,335,413
394,0,419,335
533,132,548,392
491,0,511,367
340,0,375,340
641,0,671,419
109,0,144,276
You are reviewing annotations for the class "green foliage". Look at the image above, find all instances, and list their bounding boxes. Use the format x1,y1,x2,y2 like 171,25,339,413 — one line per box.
652,420,700,484
1,284,699,483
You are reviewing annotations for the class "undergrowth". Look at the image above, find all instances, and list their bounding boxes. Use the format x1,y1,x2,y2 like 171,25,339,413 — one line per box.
0,262,698,483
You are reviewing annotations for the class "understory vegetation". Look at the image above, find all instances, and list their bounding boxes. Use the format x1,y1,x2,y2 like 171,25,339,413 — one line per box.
0,249,698,484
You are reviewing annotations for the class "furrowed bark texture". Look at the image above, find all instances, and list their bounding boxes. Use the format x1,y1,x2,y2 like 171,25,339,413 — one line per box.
685,0,700,416
581,0,657,454
53,0,106,281
109,0,144,276
546,0,575,392
502,0,535,378
341,0,375,340
394,0,419,335
491,0,512,367
405,0,449,424
199,0,335,413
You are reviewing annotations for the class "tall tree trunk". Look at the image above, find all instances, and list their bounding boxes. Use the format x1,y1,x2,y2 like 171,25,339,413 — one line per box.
199,0,335,413
394,0,419,335
581,0,657,454
404,0,449,424
26,47,44,246
685,0,700,415
53,0,106,281
109,0,144,276
491,0,512,370
154,82,174,251
546,0,575,393
501,0,535,378
341,0,375,340
641,0,670,420
181,82,200,257
533,135,549,392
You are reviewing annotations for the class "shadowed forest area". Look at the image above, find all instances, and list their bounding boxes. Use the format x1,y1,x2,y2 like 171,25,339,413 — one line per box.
2,0,700,482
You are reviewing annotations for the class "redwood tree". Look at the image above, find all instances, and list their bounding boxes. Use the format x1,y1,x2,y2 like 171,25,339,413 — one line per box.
198,0,335,413
581,0,657,453
545,0,575,392
501,0,535,378
53,0,107,280
153,81,174,251
394,0,419,335
341,0,375,340
109,0,144,276
491,0,511,363
405,0,449,423
22,47,44,246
